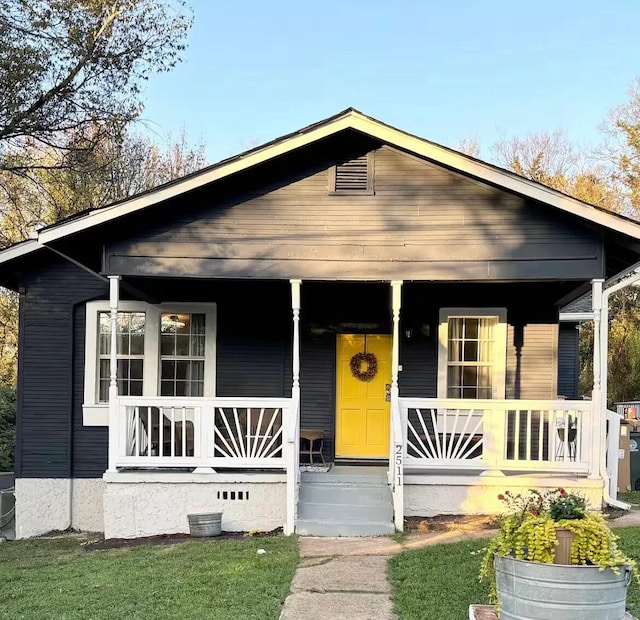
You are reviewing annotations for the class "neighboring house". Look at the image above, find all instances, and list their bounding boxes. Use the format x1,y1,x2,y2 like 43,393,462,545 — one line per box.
1,109,640,539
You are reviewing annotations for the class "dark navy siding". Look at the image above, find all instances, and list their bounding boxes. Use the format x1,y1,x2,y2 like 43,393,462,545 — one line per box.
18,256,107,478
558,322,580,399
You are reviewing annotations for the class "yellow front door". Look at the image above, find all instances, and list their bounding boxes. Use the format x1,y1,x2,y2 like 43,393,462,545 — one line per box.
335,334,391,459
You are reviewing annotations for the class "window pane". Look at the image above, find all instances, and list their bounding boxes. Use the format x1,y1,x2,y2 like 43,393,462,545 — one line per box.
448,366,462,388
130,334,144,355
160,381,174,396
130,359,144,380
176,360,189,380
161,360,176,380
99,359,110,382
98,333,110,356
463,387,478,398
160,334,175,356
449,318,463,339
479,341,493,362
190,361,204,382
130,380,143,396
192,313,206,335
462,366,478,387
189,381,204,397
99,379,109,403
478,366,492,388
465,318,479,339
463,341,478,362
192,335,205,357
448,340,461,362
117,359,130,379
176,335,190,356
118,334,130,355
479,318,494,340
175,381,187,397
447,386,462,398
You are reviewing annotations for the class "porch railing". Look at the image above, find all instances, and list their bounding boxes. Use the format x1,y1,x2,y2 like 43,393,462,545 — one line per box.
400,398,594,474
111,396,292,470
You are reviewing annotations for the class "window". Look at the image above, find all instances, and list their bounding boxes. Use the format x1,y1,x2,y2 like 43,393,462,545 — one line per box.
160,313,206,397
438,308,506,400
328,152,374,194
97,311,145,402
84,302,216,426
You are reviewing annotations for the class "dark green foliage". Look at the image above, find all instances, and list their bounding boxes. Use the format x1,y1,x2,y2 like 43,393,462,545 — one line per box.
0,384,15,471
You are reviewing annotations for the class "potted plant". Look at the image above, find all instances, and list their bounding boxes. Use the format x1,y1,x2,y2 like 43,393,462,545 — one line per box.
479,488,637,620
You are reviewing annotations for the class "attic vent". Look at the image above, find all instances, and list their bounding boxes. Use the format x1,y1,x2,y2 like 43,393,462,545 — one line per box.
329,153,373,194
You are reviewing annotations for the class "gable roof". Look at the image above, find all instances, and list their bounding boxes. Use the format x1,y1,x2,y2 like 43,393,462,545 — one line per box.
4,107,640,262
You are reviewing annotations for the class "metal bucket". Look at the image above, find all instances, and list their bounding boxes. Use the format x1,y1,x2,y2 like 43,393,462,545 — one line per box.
187,512,222,537
495,555,631,620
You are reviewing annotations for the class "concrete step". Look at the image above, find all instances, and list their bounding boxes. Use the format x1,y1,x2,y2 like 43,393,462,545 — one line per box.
300,470,388,485
297,500,394,522
296,518,395,537
298,482,391,506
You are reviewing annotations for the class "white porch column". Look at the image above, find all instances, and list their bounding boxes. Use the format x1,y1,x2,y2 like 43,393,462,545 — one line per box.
107,276,120,473
285,279,302,535
590,278,604,479
390,280,404,530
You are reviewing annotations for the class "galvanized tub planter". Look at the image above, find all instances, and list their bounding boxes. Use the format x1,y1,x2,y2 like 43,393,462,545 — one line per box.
187,512,223,537
495,555,632,620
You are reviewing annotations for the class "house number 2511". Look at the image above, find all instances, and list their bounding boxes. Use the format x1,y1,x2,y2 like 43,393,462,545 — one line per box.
395,444,403,487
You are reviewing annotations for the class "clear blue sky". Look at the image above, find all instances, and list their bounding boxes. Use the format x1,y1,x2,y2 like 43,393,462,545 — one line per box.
141,0,640,164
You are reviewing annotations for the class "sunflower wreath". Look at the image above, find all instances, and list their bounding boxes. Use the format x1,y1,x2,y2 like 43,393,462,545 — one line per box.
349,351,378,382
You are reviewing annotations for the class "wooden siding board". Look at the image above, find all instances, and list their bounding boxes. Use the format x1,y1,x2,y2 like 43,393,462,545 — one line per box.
104,142,604,281
19,258,108,479
300,336,336,462
558,323,580,399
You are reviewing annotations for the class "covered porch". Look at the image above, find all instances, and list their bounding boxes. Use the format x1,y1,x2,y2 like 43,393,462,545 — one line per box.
102,276,610,534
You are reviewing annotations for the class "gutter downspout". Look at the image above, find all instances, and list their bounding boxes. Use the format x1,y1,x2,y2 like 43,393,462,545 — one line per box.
597,269,640,510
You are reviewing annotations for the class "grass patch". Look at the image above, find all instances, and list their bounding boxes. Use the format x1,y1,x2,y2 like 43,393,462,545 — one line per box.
616,527,640,617
388,537,490,620
389,527,640,620
0,535,298,620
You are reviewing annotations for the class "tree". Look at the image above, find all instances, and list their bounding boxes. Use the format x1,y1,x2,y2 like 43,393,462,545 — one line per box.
0,385,15,472
601,78,640,215
0,0,192,173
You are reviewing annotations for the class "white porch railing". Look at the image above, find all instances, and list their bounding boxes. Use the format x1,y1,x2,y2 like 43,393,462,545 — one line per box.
111,396,292,470
400,398,594,474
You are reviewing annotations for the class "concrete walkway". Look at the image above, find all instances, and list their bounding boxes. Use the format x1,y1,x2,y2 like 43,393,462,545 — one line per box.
279,530,495,620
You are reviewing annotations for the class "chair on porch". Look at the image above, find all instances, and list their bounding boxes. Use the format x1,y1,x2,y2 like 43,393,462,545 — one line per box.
299,428,325,464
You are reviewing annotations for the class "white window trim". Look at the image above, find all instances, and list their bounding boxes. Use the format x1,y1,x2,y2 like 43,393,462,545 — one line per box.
83,301,217,426
437,307,507,400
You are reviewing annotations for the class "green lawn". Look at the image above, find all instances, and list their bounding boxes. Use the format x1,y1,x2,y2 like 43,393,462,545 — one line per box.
619,491,640,506
0,536,298,620
388,527,640,620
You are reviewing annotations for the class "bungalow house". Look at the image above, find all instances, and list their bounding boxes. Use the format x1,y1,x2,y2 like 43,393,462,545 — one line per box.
1,109,639,539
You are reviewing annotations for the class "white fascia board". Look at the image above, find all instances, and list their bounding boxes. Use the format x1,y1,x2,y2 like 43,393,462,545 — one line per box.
559,312,594,322
0,239,41,265
35,110,640,245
